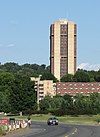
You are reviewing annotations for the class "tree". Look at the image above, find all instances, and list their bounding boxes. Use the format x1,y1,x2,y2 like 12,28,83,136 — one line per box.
94,70,100,82
89,93,100,114
60,74,74,82
39,95,64,115
74,70,90,82
40,72,58,82
88,70,97,82
73,94,85,114
46,65,50,72
40,64,46,70
9,74,37,113
0,62,20,73
50,96,64,110
0,72,15,112
39,96,51,111
94,75,100,82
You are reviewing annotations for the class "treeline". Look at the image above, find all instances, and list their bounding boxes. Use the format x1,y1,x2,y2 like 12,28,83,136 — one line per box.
61,69,100,82
0,62,100,115
0,62,50,77
39,93,100,116
0,62,100,82
0,62,56,114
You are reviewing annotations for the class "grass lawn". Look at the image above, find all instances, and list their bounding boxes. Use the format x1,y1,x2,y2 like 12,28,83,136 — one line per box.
58,115,100,125
0,114,100,126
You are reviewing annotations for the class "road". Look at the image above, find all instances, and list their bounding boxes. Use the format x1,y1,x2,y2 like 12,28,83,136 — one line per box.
5,121,100,137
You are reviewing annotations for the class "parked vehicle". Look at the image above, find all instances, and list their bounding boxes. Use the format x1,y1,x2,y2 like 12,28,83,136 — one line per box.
47,117,58,125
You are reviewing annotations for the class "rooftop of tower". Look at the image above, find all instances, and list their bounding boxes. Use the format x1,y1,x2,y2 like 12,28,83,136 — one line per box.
53,19,76,25
54,19,68,24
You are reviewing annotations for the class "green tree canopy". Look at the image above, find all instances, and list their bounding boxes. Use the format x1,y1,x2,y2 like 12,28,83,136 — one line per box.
60,74,74,82
0,72,15,112
40,72,58,82
74,70,90,82
9,74,37,113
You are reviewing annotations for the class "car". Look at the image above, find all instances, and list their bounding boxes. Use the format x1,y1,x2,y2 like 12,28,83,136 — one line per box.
47,117,58,125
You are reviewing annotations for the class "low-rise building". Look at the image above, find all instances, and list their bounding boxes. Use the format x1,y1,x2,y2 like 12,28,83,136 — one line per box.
56,82,100,96
31,76,100,104
31,77,56,104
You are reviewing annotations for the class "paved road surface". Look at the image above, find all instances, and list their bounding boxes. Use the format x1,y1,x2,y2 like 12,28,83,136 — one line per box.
5,121,100,137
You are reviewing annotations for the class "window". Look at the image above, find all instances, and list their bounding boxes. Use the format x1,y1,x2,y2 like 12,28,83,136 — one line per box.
39,92,44,94
39,96,44,98
39,88,43,90
39,84,43,86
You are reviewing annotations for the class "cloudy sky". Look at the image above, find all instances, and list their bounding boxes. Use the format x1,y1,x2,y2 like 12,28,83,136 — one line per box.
0,0,100,70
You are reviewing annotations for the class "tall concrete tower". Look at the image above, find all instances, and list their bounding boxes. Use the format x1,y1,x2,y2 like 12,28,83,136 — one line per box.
50,19,77,81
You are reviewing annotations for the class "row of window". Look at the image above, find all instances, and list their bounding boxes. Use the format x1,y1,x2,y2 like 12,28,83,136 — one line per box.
58,83,100,86
58,91,100,94
57,87,100,90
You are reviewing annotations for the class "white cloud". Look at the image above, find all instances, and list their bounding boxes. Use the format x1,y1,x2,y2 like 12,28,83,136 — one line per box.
7,44,15,48
77,63,89,69
0,43,15,48
77,63,100,71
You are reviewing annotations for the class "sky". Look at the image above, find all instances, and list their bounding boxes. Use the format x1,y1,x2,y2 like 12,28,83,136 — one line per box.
0,0,100,70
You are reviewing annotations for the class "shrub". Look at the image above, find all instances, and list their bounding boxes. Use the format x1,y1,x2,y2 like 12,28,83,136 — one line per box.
0,127,6,136
95,119,100,124
50,109,65,116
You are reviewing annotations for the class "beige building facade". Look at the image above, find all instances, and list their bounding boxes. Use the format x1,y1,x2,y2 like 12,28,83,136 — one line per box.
50,19,77,81
31,77,56,104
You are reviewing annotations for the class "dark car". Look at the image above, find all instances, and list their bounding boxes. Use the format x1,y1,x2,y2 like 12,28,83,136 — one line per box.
47,117,58,125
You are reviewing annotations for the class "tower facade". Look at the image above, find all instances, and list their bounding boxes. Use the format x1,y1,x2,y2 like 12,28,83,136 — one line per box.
50,19,77,80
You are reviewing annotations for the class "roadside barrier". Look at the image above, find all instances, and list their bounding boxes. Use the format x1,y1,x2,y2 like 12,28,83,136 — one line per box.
8,120,28,131
0,118,28,134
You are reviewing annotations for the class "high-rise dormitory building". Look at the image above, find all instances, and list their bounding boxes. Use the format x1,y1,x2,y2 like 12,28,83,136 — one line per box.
50,19,77,81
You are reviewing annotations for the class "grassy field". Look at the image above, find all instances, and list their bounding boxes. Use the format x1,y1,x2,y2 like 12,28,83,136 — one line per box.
0,114,100,126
